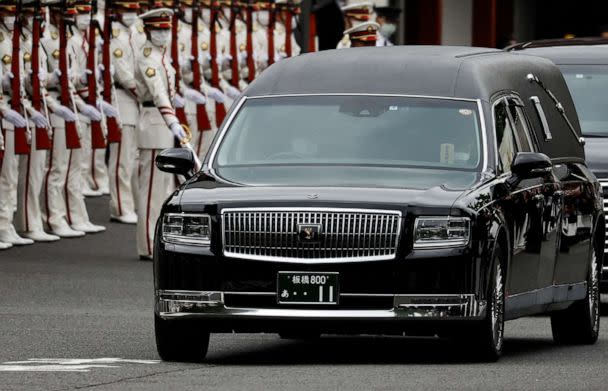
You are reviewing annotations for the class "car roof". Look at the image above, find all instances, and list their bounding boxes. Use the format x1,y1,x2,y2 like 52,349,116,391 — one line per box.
511,44,608,65
244,46,562,102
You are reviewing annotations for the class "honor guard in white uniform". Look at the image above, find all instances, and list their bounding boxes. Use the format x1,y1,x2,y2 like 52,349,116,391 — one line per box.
0,2,35,246
252,0,278,75
134,8,186,260
342,21,380,48
188,0,228,160
374,6,400,47
107,0,141,224
72,0,114,197
274,0,300,59
174,0,220,163
216,0,245,102
15,1,61,243
336,2,373,49
41,1,105,237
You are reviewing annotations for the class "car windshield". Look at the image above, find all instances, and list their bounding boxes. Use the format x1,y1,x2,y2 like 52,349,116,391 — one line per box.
560,65,608,137
213,95,482,189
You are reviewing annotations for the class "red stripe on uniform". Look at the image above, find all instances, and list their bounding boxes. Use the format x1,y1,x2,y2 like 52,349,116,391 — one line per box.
145,150,156,256
115,141,123,216
65,150,73,225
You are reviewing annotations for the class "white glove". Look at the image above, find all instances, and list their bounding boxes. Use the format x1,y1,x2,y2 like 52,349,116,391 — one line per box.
79,69,93,85
170,122,186,140
79,103,102,121
53,104,77,122
218,54,232,67
199,53,211,67
3,109,27,128
184,88,207,105
49,68,62,85
31,68,48,84
29,109,50,128
225,85,241,100
173,94,186,108
2,71,14,90
99,100,118,118
207,87,226,103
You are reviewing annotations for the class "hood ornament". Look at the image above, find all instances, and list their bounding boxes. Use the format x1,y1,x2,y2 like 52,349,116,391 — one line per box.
307,193,319,199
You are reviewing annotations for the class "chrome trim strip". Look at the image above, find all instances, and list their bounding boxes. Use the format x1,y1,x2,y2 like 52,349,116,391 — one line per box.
506,282,587,300
156,291,485,319
221,252,397,264
476,99,489,173
207,96,247,178
245,93,480,102
221,207,403,215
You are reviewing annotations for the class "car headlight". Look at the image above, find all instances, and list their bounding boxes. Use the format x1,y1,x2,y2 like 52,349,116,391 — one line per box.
413,217,470,249
162,213,211,246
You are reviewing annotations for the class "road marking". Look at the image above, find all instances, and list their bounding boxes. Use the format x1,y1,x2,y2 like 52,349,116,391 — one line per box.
0,358,160,373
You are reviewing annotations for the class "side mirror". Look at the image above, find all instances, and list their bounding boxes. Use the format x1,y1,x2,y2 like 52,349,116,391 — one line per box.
511,152,552,179
155,148,196,179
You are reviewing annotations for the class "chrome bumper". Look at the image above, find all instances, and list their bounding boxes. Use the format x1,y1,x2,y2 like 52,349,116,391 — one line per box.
156,290,486,320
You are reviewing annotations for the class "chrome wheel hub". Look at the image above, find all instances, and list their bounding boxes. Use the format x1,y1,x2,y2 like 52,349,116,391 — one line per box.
491,263,505,350
588,251,600,334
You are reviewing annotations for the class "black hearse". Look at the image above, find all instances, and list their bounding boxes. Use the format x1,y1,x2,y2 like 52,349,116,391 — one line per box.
508,40,608,289
153,46,605,362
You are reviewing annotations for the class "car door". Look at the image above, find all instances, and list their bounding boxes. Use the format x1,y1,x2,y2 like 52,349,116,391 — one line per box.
493,97,544,297
506,98,561,299
553,162,595,286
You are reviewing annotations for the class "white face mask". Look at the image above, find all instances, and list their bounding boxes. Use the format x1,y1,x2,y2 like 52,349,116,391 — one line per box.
201,9,210,24
150,29,171,47
76,14,91,30
380,23,396,38
4,16,15,31
257,10,269,27
183,9,193,23
121,12,138,27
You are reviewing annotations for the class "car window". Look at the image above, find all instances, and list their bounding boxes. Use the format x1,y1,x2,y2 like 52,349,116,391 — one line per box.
507,103,534,152
494,100,518,173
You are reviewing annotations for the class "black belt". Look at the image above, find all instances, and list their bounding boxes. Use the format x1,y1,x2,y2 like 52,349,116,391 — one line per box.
142,101,155,107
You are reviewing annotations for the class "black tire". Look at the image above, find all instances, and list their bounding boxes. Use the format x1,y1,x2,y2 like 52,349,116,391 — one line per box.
551,246,600,345
155,314,210,362
468,244,506,362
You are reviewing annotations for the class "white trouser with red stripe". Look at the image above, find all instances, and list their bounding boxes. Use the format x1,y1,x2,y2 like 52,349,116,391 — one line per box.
0,124,20,233
108,124,138,218
41,115,92,231
79,119,109,192
136,149,173,257
15,129,48,234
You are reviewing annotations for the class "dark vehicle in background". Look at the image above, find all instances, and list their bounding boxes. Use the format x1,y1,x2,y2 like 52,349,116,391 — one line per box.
509,39,608,289
153,47,605,362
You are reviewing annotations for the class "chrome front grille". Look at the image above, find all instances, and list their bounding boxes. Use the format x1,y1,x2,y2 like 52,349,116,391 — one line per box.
221,208,402,263
600,179,608,254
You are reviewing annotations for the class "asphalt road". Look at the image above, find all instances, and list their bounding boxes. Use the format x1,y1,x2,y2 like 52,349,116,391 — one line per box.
1,196,608,390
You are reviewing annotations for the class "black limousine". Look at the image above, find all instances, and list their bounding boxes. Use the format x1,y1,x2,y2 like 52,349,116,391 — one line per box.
508,40,608,290
153,46,605,362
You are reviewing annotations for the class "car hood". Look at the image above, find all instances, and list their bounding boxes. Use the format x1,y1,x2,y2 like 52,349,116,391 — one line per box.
584,137,608,176
178,173,473,213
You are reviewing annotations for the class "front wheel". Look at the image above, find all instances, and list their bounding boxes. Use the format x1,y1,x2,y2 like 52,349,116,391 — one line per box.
466,247,505,362
155,314,210,362
551,247,600,345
